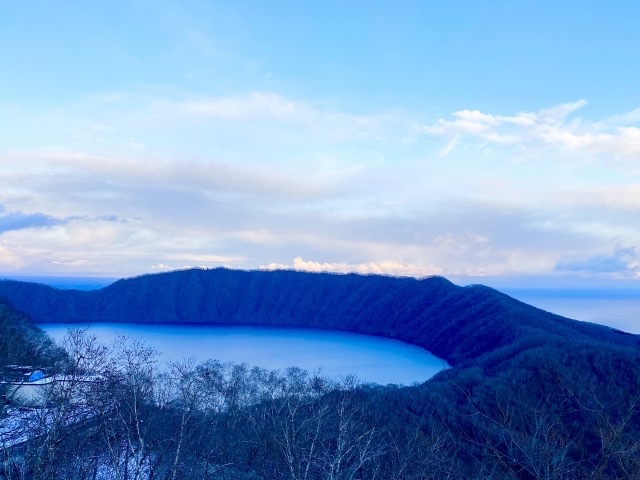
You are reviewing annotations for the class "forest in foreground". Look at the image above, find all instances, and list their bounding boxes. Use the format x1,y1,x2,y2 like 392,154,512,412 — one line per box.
1,268,640,479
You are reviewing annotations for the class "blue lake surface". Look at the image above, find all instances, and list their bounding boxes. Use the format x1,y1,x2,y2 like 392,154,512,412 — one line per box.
41,323,449,385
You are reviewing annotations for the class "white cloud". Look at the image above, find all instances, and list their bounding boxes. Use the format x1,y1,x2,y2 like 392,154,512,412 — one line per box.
555,247,640,278
0,244,25,270
10,152,346,204
163,253,243,264
152,91,397,142
598,108,640,127
176,92,303,120
151,264,172,270
262,256,443,277
51,259,90,267
421,100,640,161
554,183,640,210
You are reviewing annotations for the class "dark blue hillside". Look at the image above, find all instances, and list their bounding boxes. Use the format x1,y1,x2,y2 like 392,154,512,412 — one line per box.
0,268,637,370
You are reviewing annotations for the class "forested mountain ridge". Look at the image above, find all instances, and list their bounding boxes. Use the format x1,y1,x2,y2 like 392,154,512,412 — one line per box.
0,268,637,369
0,298,65,369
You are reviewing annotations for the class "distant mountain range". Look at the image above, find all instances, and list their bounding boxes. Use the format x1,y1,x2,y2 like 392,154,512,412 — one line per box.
0,268,637,370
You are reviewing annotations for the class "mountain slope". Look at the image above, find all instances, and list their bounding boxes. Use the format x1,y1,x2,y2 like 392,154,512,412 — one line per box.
1,268,637,370
0,298,65,369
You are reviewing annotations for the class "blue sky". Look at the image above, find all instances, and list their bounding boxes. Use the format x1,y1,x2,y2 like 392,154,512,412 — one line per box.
1,0,639,281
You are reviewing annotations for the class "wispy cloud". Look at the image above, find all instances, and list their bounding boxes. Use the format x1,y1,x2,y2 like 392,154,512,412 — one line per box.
421,100,640,162
152,91,400,146
175,92,304,120
555,247,639,278
0,207,127,235
0,210,63,233
43,153,344,201
167,91,394,128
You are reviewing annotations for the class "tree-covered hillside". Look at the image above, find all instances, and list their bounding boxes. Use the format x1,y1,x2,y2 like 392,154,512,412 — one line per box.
0,298,64,369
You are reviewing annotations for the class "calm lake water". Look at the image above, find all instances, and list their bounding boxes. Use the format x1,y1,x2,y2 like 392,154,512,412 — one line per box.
40,323,449,385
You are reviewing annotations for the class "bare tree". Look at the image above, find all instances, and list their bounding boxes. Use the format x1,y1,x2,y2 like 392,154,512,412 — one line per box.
98,335,158,480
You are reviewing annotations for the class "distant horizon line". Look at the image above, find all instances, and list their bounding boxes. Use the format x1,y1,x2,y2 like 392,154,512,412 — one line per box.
2,267,640,290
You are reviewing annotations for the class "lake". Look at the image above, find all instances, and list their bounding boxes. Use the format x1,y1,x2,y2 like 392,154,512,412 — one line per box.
40,323,448,385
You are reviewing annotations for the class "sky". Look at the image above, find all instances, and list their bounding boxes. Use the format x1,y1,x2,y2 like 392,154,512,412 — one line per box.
1,0,640,283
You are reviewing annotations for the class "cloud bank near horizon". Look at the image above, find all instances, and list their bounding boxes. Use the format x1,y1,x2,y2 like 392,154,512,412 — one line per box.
1,96,639,281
